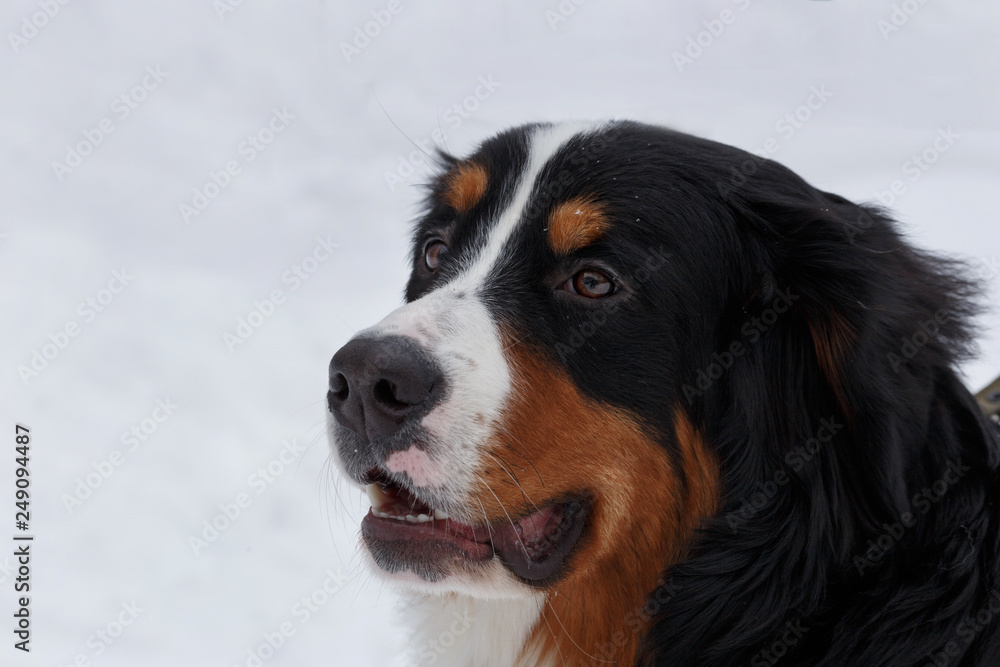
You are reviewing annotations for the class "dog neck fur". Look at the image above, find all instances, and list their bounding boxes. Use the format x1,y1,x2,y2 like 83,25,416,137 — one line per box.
402,592,550,667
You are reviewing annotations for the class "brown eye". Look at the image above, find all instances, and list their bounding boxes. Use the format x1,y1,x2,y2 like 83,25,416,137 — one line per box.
424,240,448,271
566,269,615,298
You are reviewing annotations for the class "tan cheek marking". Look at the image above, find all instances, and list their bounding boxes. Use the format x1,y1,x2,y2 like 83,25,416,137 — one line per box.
473,343,719,666
547,197,609,255
442,162,488,213
673,407,721,526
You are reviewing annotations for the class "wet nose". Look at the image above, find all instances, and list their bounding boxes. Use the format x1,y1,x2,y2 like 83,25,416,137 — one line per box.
327,336,443,441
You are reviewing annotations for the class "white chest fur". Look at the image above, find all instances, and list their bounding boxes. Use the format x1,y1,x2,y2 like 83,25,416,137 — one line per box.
401,593,550,667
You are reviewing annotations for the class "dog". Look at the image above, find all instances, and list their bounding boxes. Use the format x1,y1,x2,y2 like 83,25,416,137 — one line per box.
326,121,1000,666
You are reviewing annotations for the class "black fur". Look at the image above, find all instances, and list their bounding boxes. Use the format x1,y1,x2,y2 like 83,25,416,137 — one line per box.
601,123,1000,667
414,121,1000,666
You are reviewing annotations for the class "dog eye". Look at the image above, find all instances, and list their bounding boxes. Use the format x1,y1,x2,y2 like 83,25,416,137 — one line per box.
424,240,449,272
564,269,615,298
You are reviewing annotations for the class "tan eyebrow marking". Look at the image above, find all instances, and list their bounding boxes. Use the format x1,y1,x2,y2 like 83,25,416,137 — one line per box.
442,162,488,213
547,196,609,255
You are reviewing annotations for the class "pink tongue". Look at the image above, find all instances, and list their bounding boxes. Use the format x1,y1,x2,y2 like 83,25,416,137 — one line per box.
514,505,560,545
375,484,431,516
381,498,428,515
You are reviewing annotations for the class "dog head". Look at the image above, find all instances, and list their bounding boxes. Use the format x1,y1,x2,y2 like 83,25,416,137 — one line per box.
328,122,723,599
326,120,982,664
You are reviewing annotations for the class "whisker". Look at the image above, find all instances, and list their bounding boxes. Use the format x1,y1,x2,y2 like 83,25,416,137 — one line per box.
476,474,530,560
498,431,545,488
370,85,434,161
285,398,329,421
546,598,614,663
473,490,496,553
501,329,534,353
485,450,540,515
538,609,567,665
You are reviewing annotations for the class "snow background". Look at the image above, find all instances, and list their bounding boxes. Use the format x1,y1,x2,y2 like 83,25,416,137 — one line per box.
1,1,998,665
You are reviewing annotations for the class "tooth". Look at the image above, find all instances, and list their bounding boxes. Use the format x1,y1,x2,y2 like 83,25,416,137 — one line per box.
366,484,391,509
416,513,431,522
433,509,449,520
405,515,418,523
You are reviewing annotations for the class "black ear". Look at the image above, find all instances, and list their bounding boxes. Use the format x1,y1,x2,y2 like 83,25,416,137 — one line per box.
715,165,983,528
642,158,996,666
432,147,457,172
688,161,977,540
747,186,976,406
645,146,1000,665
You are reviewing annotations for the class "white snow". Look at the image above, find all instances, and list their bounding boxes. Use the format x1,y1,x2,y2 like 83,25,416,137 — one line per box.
0,1,998,665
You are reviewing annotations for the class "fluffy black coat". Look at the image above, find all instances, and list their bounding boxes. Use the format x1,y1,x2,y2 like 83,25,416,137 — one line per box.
624,124,1000,666
410,121,998,665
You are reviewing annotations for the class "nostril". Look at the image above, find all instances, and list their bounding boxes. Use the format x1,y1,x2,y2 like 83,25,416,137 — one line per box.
331,372,350,402
374,378,408,409
328,335,444,440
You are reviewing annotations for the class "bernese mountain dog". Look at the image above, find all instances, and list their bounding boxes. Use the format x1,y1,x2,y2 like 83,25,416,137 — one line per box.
326,121,1000,666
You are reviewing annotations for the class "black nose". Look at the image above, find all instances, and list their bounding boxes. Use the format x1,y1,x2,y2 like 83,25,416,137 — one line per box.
328,336,443,441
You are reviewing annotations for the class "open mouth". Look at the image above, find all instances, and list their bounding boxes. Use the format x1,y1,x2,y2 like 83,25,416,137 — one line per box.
361,469,588,582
